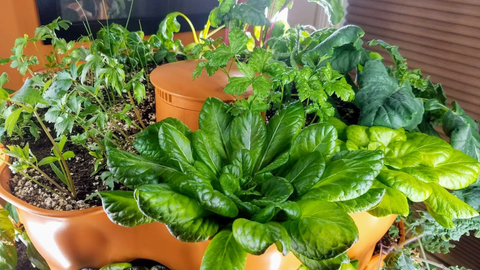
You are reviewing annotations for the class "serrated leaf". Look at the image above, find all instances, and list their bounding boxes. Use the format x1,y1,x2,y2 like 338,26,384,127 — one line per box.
224,76,252,96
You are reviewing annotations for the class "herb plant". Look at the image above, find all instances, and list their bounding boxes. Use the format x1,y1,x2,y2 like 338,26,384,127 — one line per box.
101,97,480,270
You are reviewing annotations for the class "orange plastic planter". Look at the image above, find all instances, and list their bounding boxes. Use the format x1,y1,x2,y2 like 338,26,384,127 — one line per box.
0,148,395,270
151,60,250,130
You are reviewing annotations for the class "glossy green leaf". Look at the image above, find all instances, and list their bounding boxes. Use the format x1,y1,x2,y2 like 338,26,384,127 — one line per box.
106,147,165,189
192,129,222,175
200,230,248,270
384,141,422,169
220,173,241,196
100,191,154,227
295,251,349,270
261,177,294,203
368,181,409,217
346,125,369,148
231,149,254,177
284,200,358,261
290,123,338,163
228,110,266,168
428,149,479,190
166,217,219,242
286,151,326,197
443,101,480,160
233,219,290,255
368,126,406,147
258,102,304,169
258,152,289,174
425,183,478,228
0,207,16,270
136,184,208,224
199,98,233,159
230,1,270,26
377,169,431,202
158,122,193,169
355,60,424,130
20,232,48,270
335,188,385,214
305,150,383,201
406,132,451,167
100,262,132,270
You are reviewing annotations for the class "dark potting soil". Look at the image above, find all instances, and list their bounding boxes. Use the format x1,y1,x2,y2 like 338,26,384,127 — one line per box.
4,81,157,211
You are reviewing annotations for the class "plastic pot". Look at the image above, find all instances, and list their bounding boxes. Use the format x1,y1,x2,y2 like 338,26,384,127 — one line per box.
150,60,251,130
0,148,395,270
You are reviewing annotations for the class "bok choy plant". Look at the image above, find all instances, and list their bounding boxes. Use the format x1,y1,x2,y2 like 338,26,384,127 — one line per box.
101,98,480,270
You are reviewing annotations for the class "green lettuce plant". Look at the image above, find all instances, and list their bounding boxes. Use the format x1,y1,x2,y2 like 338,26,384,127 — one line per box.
101,97,480,270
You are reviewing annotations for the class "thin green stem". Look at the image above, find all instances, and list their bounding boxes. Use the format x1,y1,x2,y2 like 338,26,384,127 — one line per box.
111,119,134,146
205,25,225,39
411,257,448,269
125,0,135,28
418,238,431,270
126,90,146,129
33,111,76,199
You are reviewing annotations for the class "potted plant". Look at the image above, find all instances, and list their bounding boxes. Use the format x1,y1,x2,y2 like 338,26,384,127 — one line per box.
100,96,480,270
0,16,180,269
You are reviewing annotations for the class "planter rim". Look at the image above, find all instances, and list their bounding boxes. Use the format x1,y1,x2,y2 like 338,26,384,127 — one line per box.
0,144,105,219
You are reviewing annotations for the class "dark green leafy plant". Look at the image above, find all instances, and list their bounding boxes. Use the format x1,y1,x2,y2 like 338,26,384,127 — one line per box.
101,97,480,270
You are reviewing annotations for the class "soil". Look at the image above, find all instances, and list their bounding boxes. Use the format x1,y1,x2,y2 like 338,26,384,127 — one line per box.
4,77,157,211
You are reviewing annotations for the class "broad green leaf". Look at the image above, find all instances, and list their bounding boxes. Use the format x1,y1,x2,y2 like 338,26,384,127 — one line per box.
100,191,154,227
261,177,294,203
308,0,345,25
158,122,193,169
231,149,254,177
136,184,208,224
295,251,349,270
10,79,48,105
443,101,480,160
425,183,478,228
106,147,165,189
200,230,247,270
305,150,383,201
134,118,191,160
355,60,424,130
368,181,409,217
335,188,385,214
406,132,451,167
384,141,422,169
258,101,304,169
233,219,290,255
199,98,233,159
157,12,181,48
228,110,266,168
230,1,270,26
346,125,369,148
284,200,358,260
429,149,479,190
220,173,241,195
377,169,431,202
258,152,289,174
290,123,338,163
166,217,219,242
192,129,222,175
368,126,406,146
286,151,326,197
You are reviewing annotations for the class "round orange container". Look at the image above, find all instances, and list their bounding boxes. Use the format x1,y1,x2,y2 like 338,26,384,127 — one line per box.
150,60,248,130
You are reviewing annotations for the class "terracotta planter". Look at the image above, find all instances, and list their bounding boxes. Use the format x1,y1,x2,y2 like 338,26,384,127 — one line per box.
0,149,395,270
150,60,251,130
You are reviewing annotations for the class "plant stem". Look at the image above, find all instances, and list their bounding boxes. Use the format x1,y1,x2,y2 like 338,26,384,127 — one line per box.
411,257,449,269
0,156,67,200
33,111,76,199
125,0,135,29
177,12,199,44
126,90,146,129
206,25,225,39
418,238,431,270
111,119,134,146
31,163,73,198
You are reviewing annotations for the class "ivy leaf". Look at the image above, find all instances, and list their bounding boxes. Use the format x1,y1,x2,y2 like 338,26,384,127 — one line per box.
200,230,248,270
100,191,154,227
